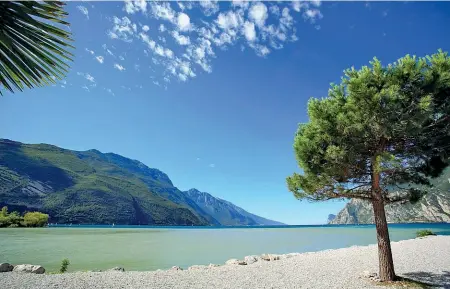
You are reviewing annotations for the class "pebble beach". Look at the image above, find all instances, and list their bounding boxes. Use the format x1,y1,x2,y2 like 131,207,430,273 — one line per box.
1,236,449,289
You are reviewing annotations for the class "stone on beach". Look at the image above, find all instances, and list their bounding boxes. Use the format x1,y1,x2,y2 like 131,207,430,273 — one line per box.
12,264,45,274
225,259,246,265
260,254,280,261
0,263,14,272
108,267,125,272
1,236,450,289
170,266,183,271
243,255,260,264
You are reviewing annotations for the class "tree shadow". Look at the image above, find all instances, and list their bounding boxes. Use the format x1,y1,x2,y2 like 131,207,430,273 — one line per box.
400,271,450,288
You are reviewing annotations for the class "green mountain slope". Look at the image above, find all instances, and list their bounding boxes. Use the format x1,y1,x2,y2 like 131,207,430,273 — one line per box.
0,139,207,225
329,168,450,224
0,139,284,226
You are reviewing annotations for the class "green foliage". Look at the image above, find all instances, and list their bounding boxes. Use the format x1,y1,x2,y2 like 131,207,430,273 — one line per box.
0,206,47,227
59,258,70,273
416,230,436,238
1,206,7,216
0,207,23,227
0,1,73,95
287,50,450,203
23,212,49,227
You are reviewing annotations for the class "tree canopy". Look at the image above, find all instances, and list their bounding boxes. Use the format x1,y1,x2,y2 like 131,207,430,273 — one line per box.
287,50,450,204
287,50,450,281
0,1,73,95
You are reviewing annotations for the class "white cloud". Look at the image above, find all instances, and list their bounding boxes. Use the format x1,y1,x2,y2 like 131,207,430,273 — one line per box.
124,0,147,14
106,88,115,96
172,31,191,45
102,44,115,56
114,63,126,71
85,74,95,83
311,1,322,7
243,21,256,42
209,164,215,168
177,12,191,31
269,5,280,16
82,85,90,92
95,56,104,63
216,11,242,30
304,9,323,23
110,0,324,85
85,48,94,55
108,16,137,42
77,72,95,83
249,2,268,27
119,56,125,61
77,6,89,19
199,1,220,16
150,1,176,23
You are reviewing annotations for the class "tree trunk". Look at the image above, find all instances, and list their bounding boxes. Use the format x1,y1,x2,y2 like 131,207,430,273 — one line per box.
371,166,396,281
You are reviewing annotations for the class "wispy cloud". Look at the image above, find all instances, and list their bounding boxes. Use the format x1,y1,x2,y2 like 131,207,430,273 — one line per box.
108,16,137,42
114,63,126,71
96,56,104,64
77,72,95,83
77,6,89,19
105,1,323,86
209,164,215,168
85,48,94,55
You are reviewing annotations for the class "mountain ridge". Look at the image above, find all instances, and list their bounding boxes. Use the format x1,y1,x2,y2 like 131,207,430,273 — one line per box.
0,139,283,226
183,188,284,226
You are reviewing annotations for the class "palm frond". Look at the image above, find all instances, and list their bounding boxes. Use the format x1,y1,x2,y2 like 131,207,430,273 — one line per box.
0,1,73,95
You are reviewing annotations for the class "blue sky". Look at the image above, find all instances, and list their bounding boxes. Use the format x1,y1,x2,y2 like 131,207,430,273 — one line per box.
1,1,449,225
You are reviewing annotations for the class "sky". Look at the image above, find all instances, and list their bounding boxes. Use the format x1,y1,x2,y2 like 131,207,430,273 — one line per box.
1,1,450,225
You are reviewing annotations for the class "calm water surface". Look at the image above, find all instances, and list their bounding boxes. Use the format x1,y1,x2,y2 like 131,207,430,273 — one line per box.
1,224,449,272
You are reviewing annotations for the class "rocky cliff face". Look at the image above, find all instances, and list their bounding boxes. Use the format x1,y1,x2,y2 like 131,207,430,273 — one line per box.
330,169,450,224
183,189,285,226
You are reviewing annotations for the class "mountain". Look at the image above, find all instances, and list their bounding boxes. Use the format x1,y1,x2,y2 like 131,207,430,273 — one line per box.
183,189,285,226
329,168,450,224
0,139,283,226
327,214,336,223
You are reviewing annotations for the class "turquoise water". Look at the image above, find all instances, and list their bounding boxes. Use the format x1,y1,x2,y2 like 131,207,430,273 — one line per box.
1,223,449,272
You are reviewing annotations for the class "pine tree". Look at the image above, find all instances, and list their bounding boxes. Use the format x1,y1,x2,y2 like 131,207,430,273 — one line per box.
287,50,450,281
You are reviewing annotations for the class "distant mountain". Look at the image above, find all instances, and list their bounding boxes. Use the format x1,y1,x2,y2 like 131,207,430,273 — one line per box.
329,168,450,224
327,214,336,223
0,139,283,226
183,189,285,226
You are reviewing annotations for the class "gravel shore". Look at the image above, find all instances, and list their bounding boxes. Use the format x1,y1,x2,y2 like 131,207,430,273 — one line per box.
1,236,449,289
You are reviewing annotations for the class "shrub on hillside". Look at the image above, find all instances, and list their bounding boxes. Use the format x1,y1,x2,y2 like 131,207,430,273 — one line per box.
0,206,24,227
416,229,436,238
23,212,49,227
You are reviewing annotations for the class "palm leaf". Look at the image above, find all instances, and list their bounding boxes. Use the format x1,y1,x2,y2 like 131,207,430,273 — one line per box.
0,1,73,95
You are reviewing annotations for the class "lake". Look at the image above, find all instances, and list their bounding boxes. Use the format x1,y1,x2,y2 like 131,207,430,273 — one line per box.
1,223,449,272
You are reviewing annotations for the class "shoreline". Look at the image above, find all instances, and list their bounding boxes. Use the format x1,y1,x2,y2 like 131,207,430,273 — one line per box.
1,236,450,288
